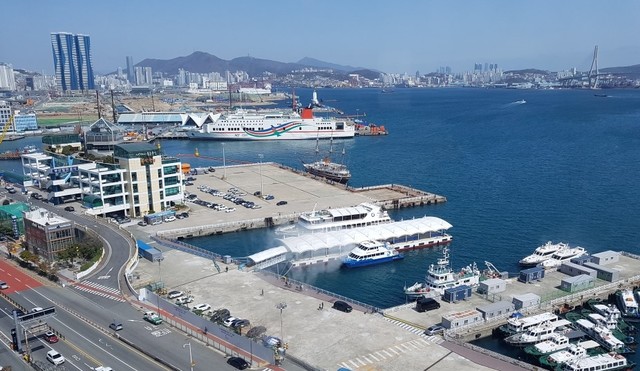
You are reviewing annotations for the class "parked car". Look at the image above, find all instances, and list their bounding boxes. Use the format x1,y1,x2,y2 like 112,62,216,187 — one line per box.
232,319,250,329
164,216,176,222
210,308,231,323
332,300,353,313
192,303,211,312
46,350,65,365
43,331,58,343
117,216,131,224
137,221,148,226
424,324,445,336
227,356,249,370
167,290,184,299
176,296,194,305
63,205,75,212
151,220,162,225
30,307,44,313
109,322,123,331
276,200,288,206
7,188,16,194
415,297,441,312
223,316,239,327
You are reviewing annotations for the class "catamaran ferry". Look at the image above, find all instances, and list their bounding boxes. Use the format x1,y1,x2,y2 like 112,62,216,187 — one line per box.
187,107,355,141
342,240,404,268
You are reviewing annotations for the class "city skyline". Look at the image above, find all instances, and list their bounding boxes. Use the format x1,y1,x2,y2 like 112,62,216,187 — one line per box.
1,0,639,76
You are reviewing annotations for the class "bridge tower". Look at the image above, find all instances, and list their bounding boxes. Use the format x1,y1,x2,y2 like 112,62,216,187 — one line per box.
588,45,599,89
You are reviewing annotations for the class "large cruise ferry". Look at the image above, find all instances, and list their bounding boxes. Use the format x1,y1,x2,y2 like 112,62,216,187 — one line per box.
187,107,355,141
276,203,392,236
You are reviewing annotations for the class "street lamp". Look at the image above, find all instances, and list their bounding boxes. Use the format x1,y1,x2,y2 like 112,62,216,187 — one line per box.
183,342,194,371
258,154,264,196
222,143,227,180
276,302,287,342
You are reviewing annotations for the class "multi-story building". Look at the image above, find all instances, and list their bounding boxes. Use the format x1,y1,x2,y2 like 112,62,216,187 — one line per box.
50,32,95,92
126,56,134,83
23,208,76,262
0,100,10,129
21,143,183,218
0,63,16,91
13,110,38,132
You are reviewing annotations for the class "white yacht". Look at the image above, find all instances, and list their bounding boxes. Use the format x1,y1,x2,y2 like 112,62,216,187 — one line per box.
540,246,587,269
519,241,569,267
616,289,640,318
558,352,631,371
574,318,626,353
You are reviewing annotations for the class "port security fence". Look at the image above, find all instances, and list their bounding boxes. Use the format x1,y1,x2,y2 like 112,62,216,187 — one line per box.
256,269,382,314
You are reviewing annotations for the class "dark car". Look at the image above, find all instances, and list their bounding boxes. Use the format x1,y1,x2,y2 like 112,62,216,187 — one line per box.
7,188,16,194
276,200,288,206
227,356,249,370
43,331,59,343
332,300,353,313
64,206,75,212
415,297,441,312
31,193,42,200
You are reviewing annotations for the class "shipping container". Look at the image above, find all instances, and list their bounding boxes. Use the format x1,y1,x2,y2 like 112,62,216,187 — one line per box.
591,250,619,266
137,239,163,262
518,266,544,283
443,285,472,303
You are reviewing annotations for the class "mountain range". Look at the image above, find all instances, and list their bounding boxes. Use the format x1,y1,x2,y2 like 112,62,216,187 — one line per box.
136,51,379,78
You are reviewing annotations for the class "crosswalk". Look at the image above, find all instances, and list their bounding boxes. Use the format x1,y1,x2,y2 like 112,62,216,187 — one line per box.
382,317,444,344
336,338,434,370
72,280,126,302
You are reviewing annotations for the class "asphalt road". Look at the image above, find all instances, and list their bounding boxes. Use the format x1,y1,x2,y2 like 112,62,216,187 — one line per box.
1,191,306,370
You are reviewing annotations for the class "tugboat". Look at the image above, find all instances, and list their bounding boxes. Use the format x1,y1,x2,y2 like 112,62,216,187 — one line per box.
342,240,404,268
403,246,480,297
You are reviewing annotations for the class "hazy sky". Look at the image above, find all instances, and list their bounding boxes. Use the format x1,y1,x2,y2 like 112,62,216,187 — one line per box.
2,0,639,75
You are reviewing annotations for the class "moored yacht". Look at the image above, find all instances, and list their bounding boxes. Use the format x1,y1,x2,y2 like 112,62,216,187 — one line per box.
540,246,587,269
519,241,570,267
540,343,590,369
342,240,404,268
616,289,640,319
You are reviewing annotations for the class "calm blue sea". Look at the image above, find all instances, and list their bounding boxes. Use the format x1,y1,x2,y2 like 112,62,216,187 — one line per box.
3,88,640,309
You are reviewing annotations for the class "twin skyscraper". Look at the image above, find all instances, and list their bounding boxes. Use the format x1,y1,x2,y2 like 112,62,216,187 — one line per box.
50,32,95,92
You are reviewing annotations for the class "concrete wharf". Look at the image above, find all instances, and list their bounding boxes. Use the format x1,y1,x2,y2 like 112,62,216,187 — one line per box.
154,162,446,239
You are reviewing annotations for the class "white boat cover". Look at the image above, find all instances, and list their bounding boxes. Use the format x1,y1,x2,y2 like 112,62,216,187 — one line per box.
281,216,452,255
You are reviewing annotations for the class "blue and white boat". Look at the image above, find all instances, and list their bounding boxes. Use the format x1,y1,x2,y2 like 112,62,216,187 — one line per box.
342,240,404,268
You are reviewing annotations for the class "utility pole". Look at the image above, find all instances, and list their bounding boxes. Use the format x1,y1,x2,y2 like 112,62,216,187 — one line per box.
111,89,118,123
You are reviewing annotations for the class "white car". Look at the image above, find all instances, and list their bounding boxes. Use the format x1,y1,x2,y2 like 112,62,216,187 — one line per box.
225,207,236,213
164,216,176,222
167,290,184,299
30,307,44,313
192,303,211,312
46,350,65,365
223,316,239,327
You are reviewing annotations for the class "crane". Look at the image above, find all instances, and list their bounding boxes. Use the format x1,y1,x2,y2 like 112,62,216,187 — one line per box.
484,261,502,279
0,115,14,146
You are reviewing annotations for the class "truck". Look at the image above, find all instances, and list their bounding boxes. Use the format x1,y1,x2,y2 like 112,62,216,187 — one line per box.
143,311,163,325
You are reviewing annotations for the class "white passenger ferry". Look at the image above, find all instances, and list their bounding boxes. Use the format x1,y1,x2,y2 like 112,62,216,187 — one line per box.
499,312,560,336
187,107,355,141
342,240,404,268
558,352,632,371
574,319,626,353
504,319,571,346
276,203,392,236
524,333,571,357
519,241,570,267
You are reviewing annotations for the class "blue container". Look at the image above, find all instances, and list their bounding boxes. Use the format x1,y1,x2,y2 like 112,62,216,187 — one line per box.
137,240,163,262
518,266,545,283
443,285,472,303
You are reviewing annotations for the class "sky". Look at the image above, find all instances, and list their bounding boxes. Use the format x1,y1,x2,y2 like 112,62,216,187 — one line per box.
2,0,639,76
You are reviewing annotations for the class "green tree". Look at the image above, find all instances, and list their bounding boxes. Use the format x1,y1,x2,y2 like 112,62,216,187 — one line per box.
20,250,39,264
57,245,78,264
